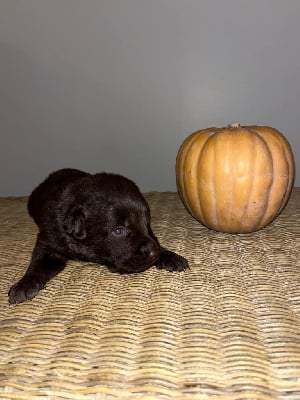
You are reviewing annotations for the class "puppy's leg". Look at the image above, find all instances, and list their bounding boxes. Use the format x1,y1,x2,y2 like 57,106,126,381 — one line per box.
8,236,67,304
155,246,189,272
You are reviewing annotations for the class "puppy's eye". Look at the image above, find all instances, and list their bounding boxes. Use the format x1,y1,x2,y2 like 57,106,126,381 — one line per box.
113,226,127,236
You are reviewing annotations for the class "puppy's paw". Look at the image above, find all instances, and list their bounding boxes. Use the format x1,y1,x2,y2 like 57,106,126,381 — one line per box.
156,248,189,272
8,276,45,304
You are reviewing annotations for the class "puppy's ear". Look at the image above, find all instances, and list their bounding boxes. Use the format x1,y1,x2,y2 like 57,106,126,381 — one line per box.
63,207,86,240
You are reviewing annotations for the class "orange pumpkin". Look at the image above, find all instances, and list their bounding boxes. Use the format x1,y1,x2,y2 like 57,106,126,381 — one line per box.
176,122,295,233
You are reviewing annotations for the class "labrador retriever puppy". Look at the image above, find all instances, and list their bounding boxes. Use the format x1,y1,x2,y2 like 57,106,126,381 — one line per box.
8,168,188,304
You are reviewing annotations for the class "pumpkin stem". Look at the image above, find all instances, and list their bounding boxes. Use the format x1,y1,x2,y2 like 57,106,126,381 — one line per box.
228,122,241,129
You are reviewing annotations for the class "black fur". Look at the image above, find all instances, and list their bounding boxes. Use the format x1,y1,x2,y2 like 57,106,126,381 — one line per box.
8,169,188,304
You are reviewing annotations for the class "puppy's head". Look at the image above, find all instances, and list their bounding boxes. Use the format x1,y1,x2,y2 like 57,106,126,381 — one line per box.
62,173,160,273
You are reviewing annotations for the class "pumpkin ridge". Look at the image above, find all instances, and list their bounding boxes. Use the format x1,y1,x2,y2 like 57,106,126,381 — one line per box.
179,130,211,220
177,138,190,210
249,129,275,230
275,133,295,214
258,139,273,229
207,131,225,229
214,130,233,231
211,133,219,230
176,132,198,213
278,157,294,214
190,132,208,220
191,129,215,225
196,136,206,225
239,132,257,232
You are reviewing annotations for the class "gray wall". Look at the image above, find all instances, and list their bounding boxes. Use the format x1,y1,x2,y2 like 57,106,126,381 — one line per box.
1,0,299,195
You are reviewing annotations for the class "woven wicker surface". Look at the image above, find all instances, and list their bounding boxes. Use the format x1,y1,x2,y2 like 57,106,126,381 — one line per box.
0,189,299,400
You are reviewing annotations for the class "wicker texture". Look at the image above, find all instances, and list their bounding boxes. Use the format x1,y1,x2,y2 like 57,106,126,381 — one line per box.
0,190,299,399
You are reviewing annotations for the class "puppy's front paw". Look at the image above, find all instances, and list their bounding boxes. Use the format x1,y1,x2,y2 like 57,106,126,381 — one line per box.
8,276,45,304
156,248,189,272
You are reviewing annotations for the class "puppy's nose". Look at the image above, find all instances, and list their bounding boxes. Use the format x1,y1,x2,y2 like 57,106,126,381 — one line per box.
139,241,159,260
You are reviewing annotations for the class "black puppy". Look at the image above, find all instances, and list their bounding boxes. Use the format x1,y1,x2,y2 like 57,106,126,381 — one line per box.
9,169,188,304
